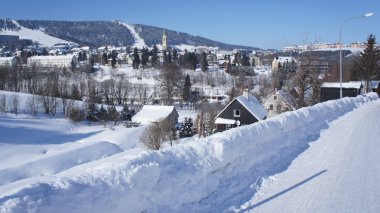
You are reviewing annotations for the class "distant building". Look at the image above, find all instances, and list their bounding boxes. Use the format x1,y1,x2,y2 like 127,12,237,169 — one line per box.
214,90,267,132
263,89,297,118
0,56,17,68
27,55,77,68
320,82,362,102
271,57,297,72
162,30,168,51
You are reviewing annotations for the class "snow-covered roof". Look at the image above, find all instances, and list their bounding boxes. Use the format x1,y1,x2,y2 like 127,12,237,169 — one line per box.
277,90,297,109
321,82,362,89
0,56,15,61
215,117,236,125
28,55,75,60
132,105,177,125
235,94,267,120
275,57,295,63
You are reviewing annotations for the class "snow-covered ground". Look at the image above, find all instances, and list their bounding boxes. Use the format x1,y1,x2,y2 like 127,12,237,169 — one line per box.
239,97,380,212
0,89,378,212
0,20,74,47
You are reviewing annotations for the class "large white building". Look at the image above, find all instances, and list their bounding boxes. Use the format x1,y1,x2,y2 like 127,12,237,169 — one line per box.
27,55,77,68
0,57,17,68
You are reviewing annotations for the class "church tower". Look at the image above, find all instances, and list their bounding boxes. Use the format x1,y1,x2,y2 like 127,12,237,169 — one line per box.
162,30,167,51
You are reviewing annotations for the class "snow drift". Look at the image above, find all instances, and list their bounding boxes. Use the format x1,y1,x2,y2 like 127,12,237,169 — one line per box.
0,93,378,213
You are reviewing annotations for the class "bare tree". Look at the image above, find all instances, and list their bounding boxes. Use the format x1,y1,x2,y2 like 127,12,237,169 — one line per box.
10,94,20,116
0,95,7,112
155,63,183,105
136,84,149,104
140,119,173,150
26,95,38,115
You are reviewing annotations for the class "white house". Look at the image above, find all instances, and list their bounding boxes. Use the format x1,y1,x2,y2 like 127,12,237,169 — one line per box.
0,56,17,68
263,89,297,118
27,55,77,68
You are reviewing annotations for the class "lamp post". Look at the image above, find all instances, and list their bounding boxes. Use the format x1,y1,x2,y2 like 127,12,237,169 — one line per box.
339,12,374,98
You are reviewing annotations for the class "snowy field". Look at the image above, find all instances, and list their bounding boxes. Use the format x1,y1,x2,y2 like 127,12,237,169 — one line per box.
0,89,378,212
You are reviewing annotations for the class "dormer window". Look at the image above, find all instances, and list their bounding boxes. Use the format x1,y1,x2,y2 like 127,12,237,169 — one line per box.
233,109,240,117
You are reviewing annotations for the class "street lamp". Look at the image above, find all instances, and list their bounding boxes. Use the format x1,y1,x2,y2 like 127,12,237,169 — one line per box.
339,12,374,98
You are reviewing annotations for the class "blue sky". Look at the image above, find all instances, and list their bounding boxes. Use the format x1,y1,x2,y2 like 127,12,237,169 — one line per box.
1,0,379,49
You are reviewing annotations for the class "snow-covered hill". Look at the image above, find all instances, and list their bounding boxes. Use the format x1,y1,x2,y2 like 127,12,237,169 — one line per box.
0,91,378,212
0,20,74,46
1,19,260,50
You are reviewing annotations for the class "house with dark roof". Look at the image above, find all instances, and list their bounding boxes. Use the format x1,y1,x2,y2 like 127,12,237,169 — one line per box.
214,91,267,132
263,89,297,118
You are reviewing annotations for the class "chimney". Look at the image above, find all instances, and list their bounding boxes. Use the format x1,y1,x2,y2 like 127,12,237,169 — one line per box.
242,89,249,100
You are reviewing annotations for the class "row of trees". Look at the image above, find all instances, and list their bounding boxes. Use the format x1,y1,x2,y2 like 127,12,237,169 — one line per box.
131,46,209,72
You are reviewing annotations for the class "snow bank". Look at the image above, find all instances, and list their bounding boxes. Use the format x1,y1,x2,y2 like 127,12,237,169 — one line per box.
0,141,122,186
0,93,378,212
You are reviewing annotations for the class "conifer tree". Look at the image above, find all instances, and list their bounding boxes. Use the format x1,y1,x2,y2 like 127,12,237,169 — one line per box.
241,54,251,66
167,50,173,63
354,34,380,91
132,47,140,69
182,74,191,103
150,45,159,66
102,52,108,65
111,50,117,68
141,47,149,68
172,49,178,64
201,52,208,72
179,117,195,138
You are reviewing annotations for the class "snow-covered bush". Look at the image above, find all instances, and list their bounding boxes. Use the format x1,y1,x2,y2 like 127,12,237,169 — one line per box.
179,117,195,138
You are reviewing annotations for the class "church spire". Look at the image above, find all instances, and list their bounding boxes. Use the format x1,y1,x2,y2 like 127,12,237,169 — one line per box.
162,29,167,51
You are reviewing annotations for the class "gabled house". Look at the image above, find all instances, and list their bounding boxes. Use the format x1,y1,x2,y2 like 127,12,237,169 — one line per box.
320,81,362,102
214,91,267,132
132,105,179,127
263,89,297,118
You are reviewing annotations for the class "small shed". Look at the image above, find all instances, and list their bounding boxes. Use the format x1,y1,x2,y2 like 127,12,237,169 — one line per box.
132,105,179,127
320,82,362,102
214,91,267,132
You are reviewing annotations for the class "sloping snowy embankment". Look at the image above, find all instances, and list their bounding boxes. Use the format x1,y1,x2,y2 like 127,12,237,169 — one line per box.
0,93,378,213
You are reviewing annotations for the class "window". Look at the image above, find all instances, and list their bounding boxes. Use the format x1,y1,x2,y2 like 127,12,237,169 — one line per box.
274,95,277,100
269,104,273,110
233,109,240,117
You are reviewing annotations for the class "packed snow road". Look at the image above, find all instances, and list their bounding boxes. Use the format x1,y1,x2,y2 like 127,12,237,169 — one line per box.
239,100,380,213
